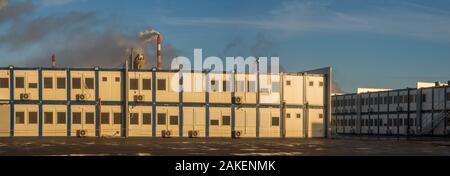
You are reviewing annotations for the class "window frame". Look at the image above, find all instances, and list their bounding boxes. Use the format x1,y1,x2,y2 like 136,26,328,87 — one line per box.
43,77,53,89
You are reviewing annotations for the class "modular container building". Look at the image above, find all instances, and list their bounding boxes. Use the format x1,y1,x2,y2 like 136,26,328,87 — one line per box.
332,85,450,137
0,66,331,138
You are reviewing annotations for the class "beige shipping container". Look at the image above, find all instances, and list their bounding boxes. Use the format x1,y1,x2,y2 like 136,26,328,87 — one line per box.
14,70,39,101
71,105,96,137
305,76,325,106
0,70,10,100
128,71,152,102
13,104,39,136
259,107,280,137
99,105,122,137
70,71,96,102
128,105,152,137
209,73,232,104
209,107,231,137
234,107,257,137
308,108,325,137
156,72,179,103
42,70,67,101
182,72,205,103
283,75,304,105
232,73,257,104
182,106,206,137
260,74,280,105
0,104,10,136
155,106,179,137
42,105,67,136
99,71,122,102
285,108,304,138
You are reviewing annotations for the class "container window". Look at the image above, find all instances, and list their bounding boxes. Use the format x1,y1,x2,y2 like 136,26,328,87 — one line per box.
85,78,94,89
130,79,138,90
57,112,66,124
319,81,324,87
157,113,166,125
247,81,256,92
102,77,107,82
72,112,82,124
157,79,166,91
115,77,120,82
309,81,314,87
29,112,38,124
272,82,280,93
101,113,110,124
28,83,37,88
0,78,9,88
142,113,151,125
143,79,151,90
15,112,25,124
286,113,291,118
57,78,66,89
319,113,323,119
286,80,291,86
170,116,178,125
422,94,426,102
15,77,24,88
210,119,219,126
222,116,230,126
43,77,53,89
114,113,122,124
72,78,81,89
44,112,53,124
271,117,280,126
130,113,139,125
85,112,95,124
296,114,301,118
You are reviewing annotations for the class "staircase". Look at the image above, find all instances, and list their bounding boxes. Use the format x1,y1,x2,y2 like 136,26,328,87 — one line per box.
418,101,448,135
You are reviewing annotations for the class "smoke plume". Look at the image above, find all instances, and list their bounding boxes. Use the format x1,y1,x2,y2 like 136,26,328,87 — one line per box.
0,1,178,69
139,29,160,43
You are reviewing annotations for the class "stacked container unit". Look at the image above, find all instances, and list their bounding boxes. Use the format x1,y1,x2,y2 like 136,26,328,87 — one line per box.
0,66,330,138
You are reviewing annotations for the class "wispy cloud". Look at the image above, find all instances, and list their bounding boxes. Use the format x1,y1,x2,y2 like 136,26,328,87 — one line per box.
39,0,88,6
164,0,450,41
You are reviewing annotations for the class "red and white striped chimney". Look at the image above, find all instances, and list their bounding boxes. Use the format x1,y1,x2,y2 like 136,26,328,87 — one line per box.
157,34,162,69
51,54,56,68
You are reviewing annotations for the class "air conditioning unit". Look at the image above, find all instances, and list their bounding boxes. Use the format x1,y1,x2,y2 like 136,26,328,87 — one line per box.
397,106,403,112
231,130,242,139
76,129,87,137
20,93,30,100
76,94,86,101
134,95,144,102
232,96,243,105
188,130,199,138
161,130,172,138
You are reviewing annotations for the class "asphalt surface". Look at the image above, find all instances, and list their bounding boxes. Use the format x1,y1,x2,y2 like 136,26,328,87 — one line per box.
0,137,450,156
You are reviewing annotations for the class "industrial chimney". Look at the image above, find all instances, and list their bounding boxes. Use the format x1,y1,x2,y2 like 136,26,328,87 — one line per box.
51,54,56,68
157,33,162,69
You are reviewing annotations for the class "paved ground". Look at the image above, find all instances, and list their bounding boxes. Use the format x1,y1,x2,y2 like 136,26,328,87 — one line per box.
0,137,450,156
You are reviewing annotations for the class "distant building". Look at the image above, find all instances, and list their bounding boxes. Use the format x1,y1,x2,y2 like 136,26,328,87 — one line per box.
332,82,450,137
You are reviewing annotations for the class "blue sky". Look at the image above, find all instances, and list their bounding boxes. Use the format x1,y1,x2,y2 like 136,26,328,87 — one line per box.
1,0,450,92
